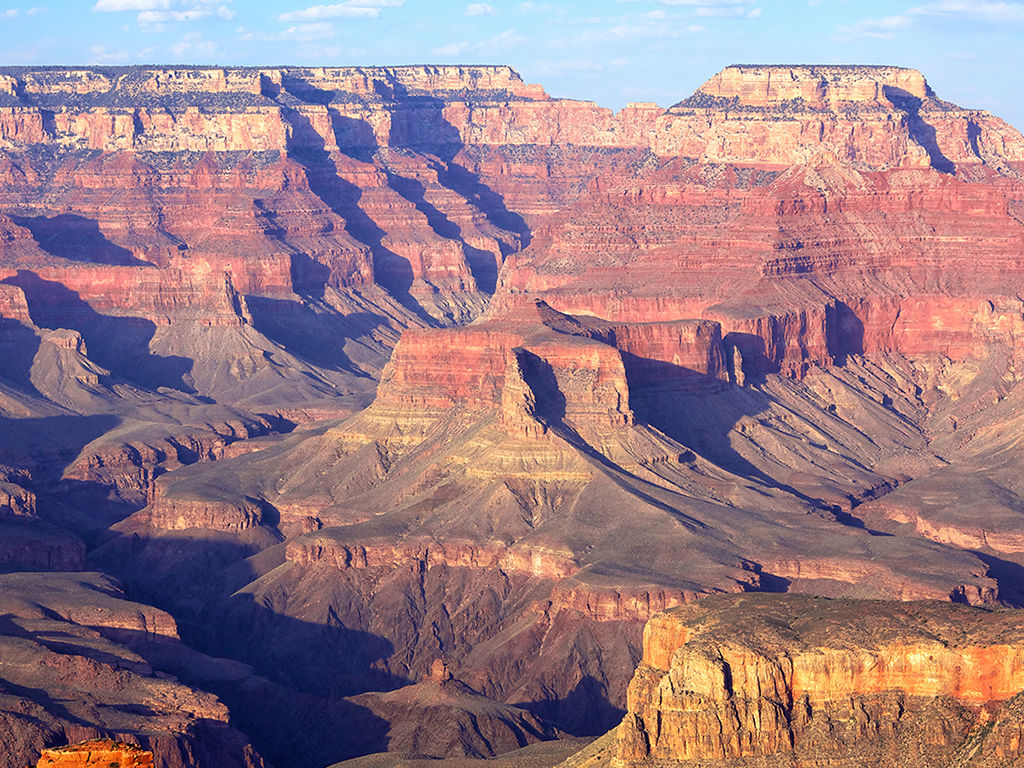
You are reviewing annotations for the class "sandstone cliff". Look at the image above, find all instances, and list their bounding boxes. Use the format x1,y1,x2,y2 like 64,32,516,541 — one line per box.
605,594,1024,767
36,740,153,768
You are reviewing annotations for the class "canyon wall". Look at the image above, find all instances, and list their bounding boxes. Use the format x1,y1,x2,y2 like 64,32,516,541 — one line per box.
612,594,1024,767
5,63,1024,766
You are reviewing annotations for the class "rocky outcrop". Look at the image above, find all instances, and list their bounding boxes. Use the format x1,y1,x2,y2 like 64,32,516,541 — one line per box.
36,740,153,768
0,572,265,768
286,535,578,579
349,666,559,759
612,594,1024,767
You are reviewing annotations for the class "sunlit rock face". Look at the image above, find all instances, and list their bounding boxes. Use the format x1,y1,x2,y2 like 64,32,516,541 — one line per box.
35,740,154,768
613,594,1024,768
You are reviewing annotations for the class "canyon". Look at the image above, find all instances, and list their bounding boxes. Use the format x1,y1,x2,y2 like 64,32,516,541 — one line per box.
0,63,1023,767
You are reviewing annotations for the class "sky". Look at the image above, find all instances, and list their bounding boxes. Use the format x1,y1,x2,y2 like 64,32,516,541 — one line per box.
1,0,1023,129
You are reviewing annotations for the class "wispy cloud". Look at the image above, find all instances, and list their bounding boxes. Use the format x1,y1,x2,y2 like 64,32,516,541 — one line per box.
88,44,130,62
242,21,337,41
836,14,911,39
516,1,568,11
431,29,523,57
93,0,169,10
171,29,216,54
433,41,469,55
466,2,495,15
3,4,47,16
486,28,526,50
618,0,755,6
277,0,404,21
908,1,1024,23
93,0,234,24
839,1,1024,41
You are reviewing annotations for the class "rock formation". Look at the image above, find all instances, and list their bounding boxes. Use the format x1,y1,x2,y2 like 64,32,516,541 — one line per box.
36,740,153,768
598,594,1024,767
0,572,265,768
2,63,1024,766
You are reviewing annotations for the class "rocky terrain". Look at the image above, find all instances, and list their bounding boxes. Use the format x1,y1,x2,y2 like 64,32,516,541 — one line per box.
584,594,1024,767
1,63,1024,766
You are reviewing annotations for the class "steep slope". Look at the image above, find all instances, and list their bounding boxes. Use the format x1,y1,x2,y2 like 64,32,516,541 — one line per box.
593,594,1024,767
0,572,265,768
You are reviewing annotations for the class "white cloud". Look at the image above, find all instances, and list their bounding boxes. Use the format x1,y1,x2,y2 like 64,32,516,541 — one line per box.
908,1,1024,23
26,6,45,15
170,29,216,55
626,0,755,5
94,0,234,24
244,21,338,41
485,28,525,49
836,14,911,39
837,1,1024,42
277,0,404,21
466,2,495,15
1,8,18,18
89,44,130,62
643,9,667,18
696,5,752,17
93,0,169,10
140,9,205,21
433,41,469,55
517,1,567,11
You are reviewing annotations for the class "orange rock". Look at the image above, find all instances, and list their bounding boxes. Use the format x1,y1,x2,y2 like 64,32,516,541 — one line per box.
616,594,1024,766
36,740,153,768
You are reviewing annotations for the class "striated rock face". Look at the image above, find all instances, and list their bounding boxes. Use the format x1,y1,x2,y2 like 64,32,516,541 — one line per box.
36,740,153,768
7,62,1024,766
696,64,929,106
613,594,1024,767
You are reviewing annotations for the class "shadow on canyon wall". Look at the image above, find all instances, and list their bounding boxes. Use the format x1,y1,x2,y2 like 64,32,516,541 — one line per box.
883,86,956,174
245,295,380,376
0,319,43,398
280,106,433,323
10,213,151,267
274,83,530,306
2,270,195,392
517,676,625,738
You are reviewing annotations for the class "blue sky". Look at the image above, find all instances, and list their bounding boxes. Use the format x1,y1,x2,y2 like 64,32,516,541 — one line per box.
1,1,1023,129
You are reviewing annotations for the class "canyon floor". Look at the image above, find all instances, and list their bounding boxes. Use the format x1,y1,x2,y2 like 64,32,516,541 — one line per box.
2,63,1024,767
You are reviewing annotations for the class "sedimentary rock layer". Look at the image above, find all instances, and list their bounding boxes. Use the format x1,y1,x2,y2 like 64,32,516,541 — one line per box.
611,594,1024,767
5,62,1024,766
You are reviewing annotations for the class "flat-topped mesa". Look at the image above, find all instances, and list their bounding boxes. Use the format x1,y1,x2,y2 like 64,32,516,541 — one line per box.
658,64,1024,168
0,64,545,102
3,63,1021,172
372,302,635,431
615,594,1024,767
693,64,929,109
370,301,728,433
